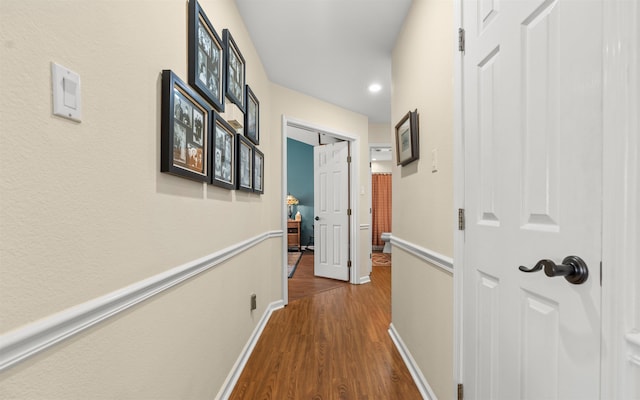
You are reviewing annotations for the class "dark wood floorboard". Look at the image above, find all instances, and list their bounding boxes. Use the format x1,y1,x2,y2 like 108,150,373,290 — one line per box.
288,251,349,303
230,263,422,400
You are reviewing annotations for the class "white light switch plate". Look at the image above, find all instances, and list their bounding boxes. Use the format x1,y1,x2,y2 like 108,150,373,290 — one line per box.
52,62,82,122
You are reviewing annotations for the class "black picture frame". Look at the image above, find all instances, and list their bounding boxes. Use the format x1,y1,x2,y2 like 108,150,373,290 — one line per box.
161,70,211,182
245,85,259,145
253,147,264,194
188,0,225,112
210,112,236,190
236,134,253,192
395,109,419,166
223,29,246,112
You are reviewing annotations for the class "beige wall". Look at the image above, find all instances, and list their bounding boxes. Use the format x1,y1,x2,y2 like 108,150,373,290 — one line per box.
368,122,392,144
0,1,375,397
371,161,393,173
390,0,455,399
0,0,281,398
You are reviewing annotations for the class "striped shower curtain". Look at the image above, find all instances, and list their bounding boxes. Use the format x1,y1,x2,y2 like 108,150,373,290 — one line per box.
372,173,392,248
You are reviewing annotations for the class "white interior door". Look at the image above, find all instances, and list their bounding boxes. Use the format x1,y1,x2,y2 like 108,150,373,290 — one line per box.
462,0,603,398
314,141,350,281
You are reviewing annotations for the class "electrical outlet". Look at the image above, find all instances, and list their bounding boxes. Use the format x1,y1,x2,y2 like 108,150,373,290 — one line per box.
250,293,257,311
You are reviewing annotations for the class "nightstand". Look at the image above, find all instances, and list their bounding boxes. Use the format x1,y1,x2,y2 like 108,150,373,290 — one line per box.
287,220,301,251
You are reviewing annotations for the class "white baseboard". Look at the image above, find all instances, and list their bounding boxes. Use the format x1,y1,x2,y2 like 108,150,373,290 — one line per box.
388,323,438,400
216,300,285,400
359,275,371,285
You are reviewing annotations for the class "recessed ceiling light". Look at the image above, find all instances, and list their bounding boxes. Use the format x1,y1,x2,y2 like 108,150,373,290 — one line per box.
368,83,382,93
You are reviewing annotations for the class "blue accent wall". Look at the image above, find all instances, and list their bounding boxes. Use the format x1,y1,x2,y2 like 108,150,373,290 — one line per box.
287,138,314,247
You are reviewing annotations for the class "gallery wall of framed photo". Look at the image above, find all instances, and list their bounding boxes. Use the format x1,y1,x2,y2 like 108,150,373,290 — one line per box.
161,0,264,194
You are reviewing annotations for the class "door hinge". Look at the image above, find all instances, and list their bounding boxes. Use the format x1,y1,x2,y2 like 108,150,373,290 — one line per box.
458,208,465,230
347,208,352,216
458,28,465,52
348,260,352,268
458,383,464,400
347,155,352,163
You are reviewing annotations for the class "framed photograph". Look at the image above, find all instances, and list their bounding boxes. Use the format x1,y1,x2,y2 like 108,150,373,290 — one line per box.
210,112,236,189
253,147,264,194
236,134,253,192
223,29,246,112
188,0,225,112
395,109,419,166
161,70,211,182
245,85,259,145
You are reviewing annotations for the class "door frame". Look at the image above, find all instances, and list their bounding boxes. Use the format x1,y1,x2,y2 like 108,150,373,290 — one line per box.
281,115,362,305
452,0,639,398
600,0,639,397
369,142,392,260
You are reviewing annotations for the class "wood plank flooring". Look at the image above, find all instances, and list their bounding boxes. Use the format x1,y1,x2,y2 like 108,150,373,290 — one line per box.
288,251,349,303
229,261,422,399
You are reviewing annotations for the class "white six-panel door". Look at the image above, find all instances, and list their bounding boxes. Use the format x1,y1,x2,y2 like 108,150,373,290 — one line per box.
462,0,603,398
314,141,350,281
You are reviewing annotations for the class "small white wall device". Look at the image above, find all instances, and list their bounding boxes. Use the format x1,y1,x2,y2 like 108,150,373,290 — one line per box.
51,62,82,122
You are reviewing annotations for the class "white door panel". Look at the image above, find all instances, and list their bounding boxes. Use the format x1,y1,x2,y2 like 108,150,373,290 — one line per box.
314,141,349,281
463,0,602,398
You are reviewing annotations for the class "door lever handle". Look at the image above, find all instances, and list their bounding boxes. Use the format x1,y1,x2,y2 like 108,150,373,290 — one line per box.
519,256,589,285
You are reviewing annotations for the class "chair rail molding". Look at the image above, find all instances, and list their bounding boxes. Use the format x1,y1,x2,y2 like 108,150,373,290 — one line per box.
391,235,453,274
0,230,283,372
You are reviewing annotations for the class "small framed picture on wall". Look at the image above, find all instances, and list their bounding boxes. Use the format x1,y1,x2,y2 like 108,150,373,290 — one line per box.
210,112,236,190
161,70,212,182
188,0,225,112
236,134,253,192
245,85,259,145
395,109,419,166
253,147,264,194
223,29,246,112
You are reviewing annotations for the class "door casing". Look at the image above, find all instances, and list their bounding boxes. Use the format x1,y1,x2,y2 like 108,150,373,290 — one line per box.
281,115,362,305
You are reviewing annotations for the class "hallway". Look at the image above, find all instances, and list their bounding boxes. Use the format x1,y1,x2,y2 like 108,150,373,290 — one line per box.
230,265,422,399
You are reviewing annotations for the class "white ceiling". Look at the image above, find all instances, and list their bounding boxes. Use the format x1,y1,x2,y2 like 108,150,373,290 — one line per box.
235,0,412,124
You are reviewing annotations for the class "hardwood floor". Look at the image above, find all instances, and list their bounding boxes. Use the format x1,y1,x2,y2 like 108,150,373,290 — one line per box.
288,251,349,303
229,263,422,399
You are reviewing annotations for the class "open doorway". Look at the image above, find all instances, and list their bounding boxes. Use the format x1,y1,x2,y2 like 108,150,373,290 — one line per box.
370,145,392,267
281,116,361,305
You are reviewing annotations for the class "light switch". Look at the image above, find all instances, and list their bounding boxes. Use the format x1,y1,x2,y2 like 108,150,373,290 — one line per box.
52,62,82,122
431,148,438,173
63,77,77,109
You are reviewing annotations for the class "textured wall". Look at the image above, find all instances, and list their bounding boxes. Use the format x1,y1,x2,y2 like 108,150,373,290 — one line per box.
287,138,314,246
390,0,455,398
368,122,392,144
0,0,281,398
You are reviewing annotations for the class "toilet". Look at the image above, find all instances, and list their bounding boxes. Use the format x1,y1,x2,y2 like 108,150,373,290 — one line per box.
381,232,391,253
